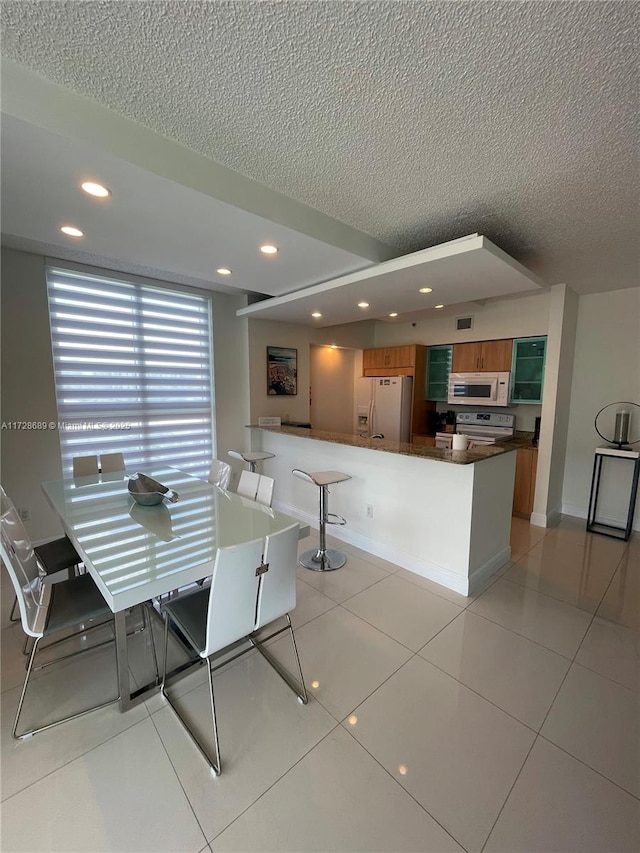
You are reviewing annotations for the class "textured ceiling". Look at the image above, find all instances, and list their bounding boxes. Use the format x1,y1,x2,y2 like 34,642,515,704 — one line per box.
1,0,638,296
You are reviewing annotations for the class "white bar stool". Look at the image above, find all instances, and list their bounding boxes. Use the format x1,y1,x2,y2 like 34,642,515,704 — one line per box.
292,469,351,571
228,450,275,473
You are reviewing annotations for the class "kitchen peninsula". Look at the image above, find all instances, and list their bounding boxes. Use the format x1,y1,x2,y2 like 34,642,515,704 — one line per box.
249,425,517,596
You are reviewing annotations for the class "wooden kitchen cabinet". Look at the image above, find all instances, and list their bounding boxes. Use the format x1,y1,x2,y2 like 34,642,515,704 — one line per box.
512,447,538,517
363,345,417,374
452,339,513,373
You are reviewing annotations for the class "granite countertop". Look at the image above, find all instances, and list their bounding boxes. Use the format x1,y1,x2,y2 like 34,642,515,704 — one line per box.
249,425,518,466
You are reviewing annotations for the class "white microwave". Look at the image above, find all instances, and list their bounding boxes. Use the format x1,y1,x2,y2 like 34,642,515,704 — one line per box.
447,372,511,406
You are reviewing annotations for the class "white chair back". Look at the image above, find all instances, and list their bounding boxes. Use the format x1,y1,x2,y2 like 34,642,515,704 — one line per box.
0,490,50,638
203,538,264,658
208,459,232,490
255,523,298,629
100,452,125,473
237,470,260,501
255,475,275,508
73,455,99,477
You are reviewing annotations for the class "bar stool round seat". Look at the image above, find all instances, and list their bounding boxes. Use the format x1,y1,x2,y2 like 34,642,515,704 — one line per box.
293,469,351,572
228,450,275,473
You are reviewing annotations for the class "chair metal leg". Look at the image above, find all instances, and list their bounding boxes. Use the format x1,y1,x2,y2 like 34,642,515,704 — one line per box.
160,614,221,774
142,602,160,684
13,635,119,740
9,595,20,622
251,614,308,704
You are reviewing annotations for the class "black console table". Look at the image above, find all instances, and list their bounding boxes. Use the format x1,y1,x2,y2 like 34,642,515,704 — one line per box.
586,445,640,541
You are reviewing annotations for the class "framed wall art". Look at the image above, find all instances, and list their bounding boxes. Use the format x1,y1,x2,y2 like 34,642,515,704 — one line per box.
266,346,297,396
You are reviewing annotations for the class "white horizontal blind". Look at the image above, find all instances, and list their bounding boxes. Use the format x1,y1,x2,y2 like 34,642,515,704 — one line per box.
47,267,214,479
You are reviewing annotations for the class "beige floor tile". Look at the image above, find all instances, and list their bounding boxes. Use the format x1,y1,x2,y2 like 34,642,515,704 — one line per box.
420,610,570,729
542,663,640,797
504,534,621,612
510,516,548,560
347,656,535,853
575,616,640,691
484,737,640,853
210,726,464,852
152,652,336,842
267,605,411,720
597,548,640,631
343,574,462,650
469,578,592,658
296,552,389,603
1,642,148,802
0,718,206,852
291,576,338,628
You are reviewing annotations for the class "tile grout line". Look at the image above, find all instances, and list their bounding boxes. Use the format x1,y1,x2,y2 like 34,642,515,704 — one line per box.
205,722,342,846
147,708,210,848
338,715,472,853
479,538,634,850
0,710,151,805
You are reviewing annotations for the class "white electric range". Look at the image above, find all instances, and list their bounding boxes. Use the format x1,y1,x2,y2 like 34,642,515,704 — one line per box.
435,412,515,449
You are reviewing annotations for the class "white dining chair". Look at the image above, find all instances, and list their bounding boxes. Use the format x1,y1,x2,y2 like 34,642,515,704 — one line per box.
1,496,118,738
236,470,260,501
255,474,275,507
100,452,125,473
160,523,306,774
72,455,99,477
208,459,232,490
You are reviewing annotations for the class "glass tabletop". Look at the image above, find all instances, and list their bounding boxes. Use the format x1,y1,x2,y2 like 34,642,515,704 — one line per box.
42,466,302,612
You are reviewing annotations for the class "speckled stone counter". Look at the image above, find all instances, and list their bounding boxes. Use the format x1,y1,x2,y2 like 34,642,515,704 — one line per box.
250,425,517,465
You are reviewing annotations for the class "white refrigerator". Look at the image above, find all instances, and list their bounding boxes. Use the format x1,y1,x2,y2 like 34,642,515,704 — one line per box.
354,376,413,442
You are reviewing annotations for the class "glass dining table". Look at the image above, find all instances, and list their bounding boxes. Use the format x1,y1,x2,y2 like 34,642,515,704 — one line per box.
41,465,309,711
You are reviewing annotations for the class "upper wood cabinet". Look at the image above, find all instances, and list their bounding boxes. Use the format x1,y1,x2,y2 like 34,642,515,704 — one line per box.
452,339,513,373
363,345,417,373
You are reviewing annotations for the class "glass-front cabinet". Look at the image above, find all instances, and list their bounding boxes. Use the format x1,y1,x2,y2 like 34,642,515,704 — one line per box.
510,337,547,404
426,345,453,401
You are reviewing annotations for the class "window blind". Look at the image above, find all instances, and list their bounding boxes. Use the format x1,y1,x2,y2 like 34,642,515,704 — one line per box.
46,267,214,479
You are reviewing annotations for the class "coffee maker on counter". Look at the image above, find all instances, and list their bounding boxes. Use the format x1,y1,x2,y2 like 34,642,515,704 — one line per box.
532,416,541,447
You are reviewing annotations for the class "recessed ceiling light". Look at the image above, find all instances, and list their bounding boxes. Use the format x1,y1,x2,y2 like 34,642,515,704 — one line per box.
216,267,232,276
389,312,398,317
330,344,337,349
60,225,84,237
419,287,433,294
434,304,444,309
260,244,278,255
357,302,369,308
81,181,111,198
311,312,322,318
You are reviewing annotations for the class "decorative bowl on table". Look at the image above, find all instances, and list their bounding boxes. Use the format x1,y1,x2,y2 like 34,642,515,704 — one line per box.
127,472,179,506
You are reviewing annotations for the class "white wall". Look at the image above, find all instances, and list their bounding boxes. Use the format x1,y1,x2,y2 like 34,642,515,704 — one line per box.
247,317,376,426
562,287,640,528
0,248,63,540
0,247,249,539
310,345,355,434
371,291,550,347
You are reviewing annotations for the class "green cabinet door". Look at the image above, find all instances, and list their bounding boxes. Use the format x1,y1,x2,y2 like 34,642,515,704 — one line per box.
510,337,547,403
426,345,453,401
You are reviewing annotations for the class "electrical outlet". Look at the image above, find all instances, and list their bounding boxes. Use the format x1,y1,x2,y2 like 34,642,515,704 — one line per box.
19,507,30,522
366,504,374,518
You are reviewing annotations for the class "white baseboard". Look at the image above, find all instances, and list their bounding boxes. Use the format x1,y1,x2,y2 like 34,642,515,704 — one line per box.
530,507,562,528
274,499,510,597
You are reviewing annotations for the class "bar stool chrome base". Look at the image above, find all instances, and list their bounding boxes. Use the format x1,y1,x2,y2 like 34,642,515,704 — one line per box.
299,547,347,572
292,469,351,573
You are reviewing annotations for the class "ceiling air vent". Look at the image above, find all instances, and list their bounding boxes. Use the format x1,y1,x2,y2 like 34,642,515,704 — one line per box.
456,315,473,331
